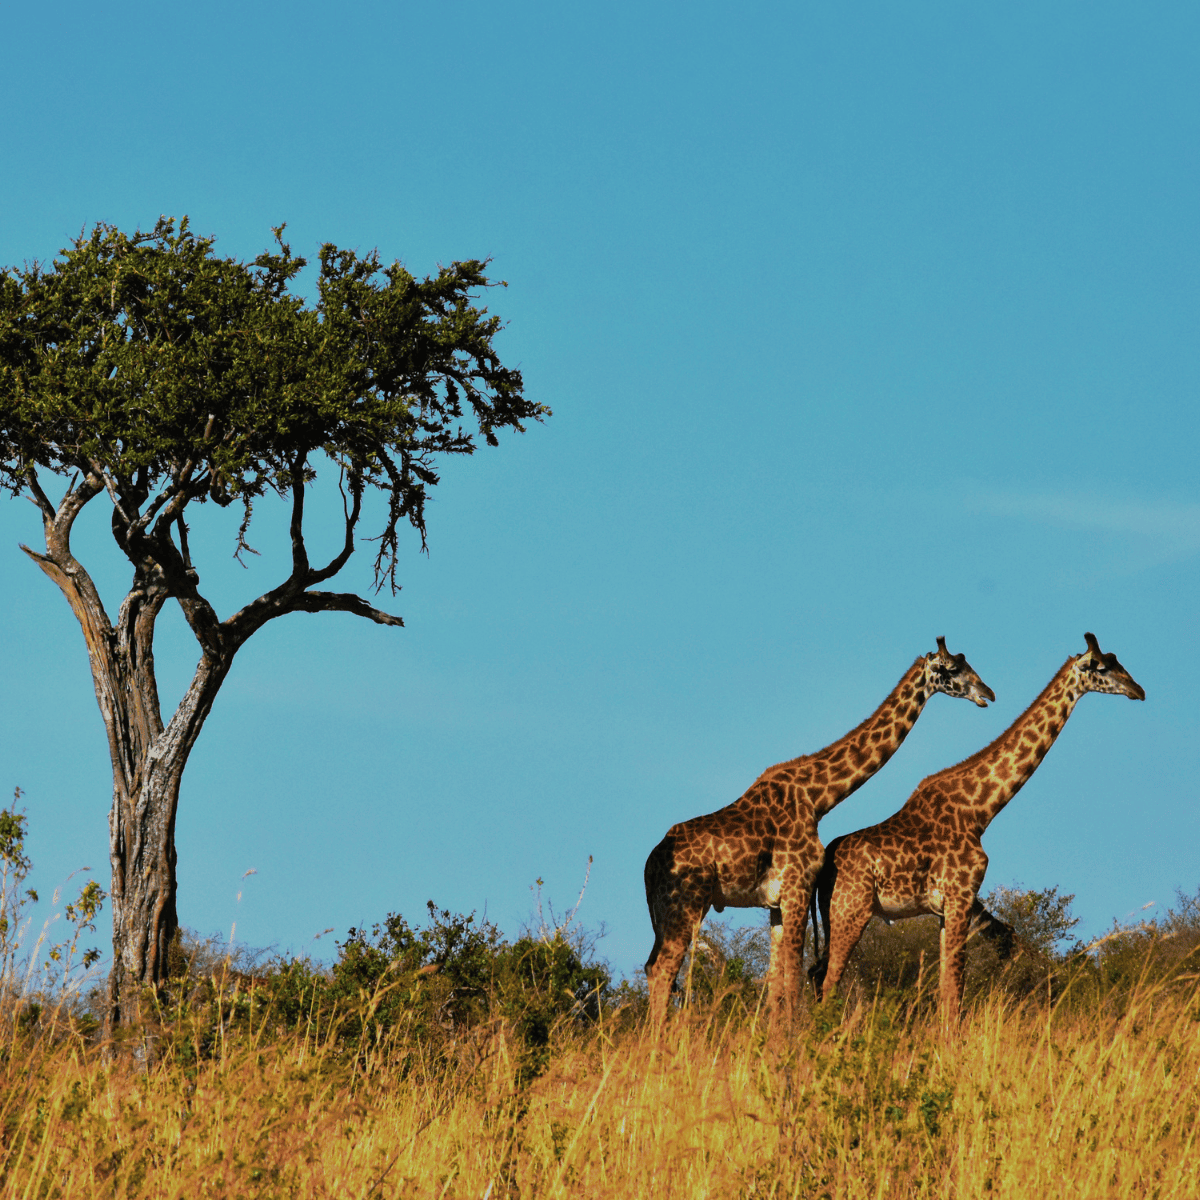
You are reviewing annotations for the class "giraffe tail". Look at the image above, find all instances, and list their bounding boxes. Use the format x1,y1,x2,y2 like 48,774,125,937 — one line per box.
644,835,672,913
809,887,821,967
643,834,675,972
809,837,842,983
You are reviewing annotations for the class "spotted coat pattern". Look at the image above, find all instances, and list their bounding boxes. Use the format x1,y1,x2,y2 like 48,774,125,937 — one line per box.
643,639,995,1024
811,633,1145,1023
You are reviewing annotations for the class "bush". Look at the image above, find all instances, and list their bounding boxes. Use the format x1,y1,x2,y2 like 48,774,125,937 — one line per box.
148,899,613,1081
1057,885,1200,1013
985,883,1080,955
329,902,507,1042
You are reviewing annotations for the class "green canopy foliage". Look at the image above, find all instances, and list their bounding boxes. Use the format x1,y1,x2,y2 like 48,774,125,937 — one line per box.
0,217,545,590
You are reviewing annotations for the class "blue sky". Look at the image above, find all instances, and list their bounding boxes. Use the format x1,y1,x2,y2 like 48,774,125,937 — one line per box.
1,2,1196,978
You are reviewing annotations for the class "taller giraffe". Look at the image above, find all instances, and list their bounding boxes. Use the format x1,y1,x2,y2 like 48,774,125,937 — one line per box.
811,633,1144,1023
643,638,995,1024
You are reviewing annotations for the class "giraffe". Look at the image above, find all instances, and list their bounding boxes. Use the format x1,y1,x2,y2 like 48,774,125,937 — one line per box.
643,638,995,1024
810,633,1144,1023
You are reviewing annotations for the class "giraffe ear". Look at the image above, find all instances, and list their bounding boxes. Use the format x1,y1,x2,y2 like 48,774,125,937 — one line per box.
1083,632,1101,656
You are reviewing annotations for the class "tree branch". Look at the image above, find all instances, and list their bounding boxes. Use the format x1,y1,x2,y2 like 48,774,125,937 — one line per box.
289,455,310,579
176,514,194,576
292,591,405,626
306,466,363,585
46,471,106,551
167,576,227,663
221,577,405,647
24,466,56,522
90,459,136,531
143,482,188,540
367,445,422,592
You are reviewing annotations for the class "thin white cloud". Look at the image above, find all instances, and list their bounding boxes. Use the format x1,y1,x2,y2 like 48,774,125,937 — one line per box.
969,489,1200,560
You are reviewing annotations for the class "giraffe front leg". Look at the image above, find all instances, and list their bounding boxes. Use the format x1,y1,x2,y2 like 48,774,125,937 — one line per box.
773,875,817,1022
938,900,973,1025
765,906,784,1010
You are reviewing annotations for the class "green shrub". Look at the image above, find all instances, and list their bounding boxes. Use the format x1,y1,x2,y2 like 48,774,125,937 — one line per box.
155,900,612,1079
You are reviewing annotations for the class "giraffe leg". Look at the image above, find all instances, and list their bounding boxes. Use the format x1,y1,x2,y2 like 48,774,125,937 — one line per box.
774,874,819,1021
818,880,873,1002
646,926,689,1025
938,901,973,1024
645,894,707,1025
765,907,784,1010
644,917,663,1011
644,838,711,1027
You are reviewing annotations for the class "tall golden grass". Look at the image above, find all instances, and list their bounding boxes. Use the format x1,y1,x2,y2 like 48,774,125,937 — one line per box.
1,966,1197,1199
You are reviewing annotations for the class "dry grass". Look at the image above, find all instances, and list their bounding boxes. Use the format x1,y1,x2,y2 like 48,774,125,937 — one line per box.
0,968,1198,1200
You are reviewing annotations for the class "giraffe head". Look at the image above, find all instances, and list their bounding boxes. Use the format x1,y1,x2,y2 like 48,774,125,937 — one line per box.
1073,633,1145,700
924,636,996,707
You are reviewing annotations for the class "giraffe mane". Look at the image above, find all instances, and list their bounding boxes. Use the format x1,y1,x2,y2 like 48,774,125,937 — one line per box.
918,657,1075,785
753,656,926,779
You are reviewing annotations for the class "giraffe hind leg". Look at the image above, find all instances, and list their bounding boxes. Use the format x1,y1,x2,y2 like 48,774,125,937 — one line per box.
645,924,666,975
646,905,705,1024
644,856,709,1023
643,836,683,1024
817,883,873,1002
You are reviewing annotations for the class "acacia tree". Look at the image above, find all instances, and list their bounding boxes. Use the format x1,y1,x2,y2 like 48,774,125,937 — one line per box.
0,218,547,1028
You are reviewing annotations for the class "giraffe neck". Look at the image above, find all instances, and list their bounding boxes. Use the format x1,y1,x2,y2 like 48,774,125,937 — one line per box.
952,658,1081,833
812,658,930,819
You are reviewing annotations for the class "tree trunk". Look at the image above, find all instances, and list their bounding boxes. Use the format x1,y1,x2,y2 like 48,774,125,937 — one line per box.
21,495,234,1032
107,758,181,1027
20,463,400,1030
106,659,229,1029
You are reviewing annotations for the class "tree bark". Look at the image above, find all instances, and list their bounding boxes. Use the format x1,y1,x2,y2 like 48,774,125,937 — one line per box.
104,658,230,1029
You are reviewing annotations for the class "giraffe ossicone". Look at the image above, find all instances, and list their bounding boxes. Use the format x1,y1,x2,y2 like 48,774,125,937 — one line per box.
642,637,995,1025
810,632,1144,1024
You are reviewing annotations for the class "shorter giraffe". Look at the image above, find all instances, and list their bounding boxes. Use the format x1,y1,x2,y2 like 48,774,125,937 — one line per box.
810,633,1144,1023
644,638,995,1025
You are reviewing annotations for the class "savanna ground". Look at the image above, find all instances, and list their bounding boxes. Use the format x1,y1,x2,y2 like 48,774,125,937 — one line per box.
2,792,1199,1200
